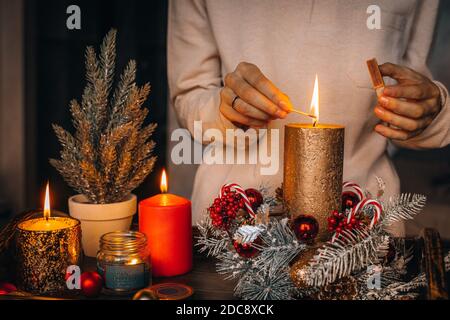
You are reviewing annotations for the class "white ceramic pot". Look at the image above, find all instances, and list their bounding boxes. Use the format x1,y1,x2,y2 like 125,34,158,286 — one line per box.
68,194,137,257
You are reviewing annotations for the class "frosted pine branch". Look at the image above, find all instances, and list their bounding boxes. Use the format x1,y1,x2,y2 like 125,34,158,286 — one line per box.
216,251,253,280
236,267,295,300
445,251,450,272
196,218,230,257
303,229,389,287
253,218,306,274
380,194,426,227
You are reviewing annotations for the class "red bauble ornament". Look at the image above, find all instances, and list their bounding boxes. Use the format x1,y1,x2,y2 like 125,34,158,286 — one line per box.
233,239,261,258
342,191,360,211
0,282,16,295
80,271,103,298
245,188,263,211
292,215,319,242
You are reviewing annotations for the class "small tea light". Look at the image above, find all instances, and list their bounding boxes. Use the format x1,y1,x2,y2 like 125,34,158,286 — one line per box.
97,231,151,294
16,182,82,295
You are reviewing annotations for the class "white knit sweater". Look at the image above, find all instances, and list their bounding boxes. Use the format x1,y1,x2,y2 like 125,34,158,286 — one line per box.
167,0,450,233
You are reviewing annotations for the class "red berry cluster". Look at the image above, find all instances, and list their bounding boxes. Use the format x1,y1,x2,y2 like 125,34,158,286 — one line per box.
209,186,246,229
327,210,362,235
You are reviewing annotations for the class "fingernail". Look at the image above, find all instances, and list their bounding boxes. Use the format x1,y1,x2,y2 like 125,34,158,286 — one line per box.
379,96,389,107
278,100,291,111
382,87,391,96
375,107,384,115
277,110,287,118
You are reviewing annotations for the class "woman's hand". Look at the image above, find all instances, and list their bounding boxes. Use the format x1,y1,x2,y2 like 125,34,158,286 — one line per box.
220,62,293,128
374,62,442,141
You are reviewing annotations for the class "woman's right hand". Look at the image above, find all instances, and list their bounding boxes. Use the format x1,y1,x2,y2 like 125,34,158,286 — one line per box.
220,62,293,128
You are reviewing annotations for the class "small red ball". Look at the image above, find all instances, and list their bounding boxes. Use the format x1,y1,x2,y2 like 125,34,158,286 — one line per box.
233,239,260,258
328,217,337,225
80,271,103,298
0,282,17,295
342,191,360,211
292,215,319,242
245,188,263,211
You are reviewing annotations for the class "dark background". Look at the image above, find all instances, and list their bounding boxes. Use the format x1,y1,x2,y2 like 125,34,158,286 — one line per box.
24,0,168,210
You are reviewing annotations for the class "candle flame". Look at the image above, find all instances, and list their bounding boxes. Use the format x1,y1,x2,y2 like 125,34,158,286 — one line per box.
129,258,139,265
309,74,319,126
160,169,168,193
44,181,51,220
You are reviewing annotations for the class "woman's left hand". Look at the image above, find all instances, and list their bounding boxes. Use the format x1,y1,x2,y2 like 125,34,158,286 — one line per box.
374,62,442,141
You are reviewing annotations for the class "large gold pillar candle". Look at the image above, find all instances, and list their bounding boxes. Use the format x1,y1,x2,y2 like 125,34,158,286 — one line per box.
284,75,345,241
284,123,344,241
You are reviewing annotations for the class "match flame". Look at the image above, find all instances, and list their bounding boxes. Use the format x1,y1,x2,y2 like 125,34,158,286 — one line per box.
44,182,51,220
160,169,168,194
309,74,319,126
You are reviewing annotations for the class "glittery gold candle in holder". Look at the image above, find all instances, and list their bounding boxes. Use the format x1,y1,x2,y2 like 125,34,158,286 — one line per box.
284,75,344,241
284,123,344,241
15,183,82,295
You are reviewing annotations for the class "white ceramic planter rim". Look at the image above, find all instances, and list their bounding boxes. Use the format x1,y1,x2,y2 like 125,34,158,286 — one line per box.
68,193,137,221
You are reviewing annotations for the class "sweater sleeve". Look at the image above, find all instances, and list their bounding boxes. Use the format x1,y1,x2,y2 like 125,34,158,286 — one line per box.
167,0,237,145
395,0,450,150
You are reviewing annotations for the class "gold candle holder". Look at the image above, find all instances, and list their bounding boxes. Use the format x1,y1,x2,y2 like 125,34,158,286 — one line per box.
284,123,344,241
16,210,82,295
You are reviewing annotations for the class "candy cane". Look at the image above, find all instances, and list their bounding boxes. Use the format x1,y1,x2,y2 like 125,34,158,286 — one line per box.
342,181,364,202
346,198,382,229
220,183,256,218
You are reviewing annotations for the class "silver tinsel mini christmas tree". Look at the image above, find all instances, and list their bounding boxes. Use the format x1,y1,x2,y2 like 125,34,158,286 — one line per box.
50,29,156,204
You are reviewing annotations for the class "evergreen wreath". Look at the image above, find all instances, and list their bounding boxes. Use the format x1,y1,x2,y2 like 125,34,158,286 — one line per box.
197,179,449,300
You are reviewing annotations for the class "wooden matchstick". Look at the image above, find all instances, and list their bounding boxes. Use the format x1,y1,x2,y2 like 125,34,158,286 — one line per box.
290,108,317,119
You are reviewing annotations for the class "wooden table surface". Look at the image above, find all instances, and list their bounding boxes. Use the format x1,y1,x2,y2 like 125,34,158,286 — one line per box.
1,230,447,300
84,251,236,300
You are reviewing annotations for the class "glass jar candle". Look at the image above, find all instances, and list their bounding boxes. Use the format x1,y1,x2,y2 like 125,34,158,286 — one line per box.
97,231,151,294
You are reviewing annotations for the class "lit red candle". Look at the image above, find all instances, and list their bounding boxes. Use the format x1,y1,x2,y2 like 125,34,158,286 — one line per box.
139,169,192,277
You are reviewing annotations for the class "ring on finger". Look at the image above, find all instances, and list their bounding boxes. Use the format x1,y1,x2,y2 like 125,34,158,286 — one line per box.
231,95,240,110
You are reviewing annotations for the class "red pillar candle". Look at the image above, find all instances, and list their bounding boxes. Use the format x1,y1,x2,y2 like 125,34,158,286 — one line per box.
139,169,192,277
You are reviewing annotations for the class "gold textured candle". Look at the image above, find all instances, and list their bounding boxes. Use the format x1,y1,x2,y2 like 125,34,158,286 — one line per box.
284,75,344,241
16,183,82,295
